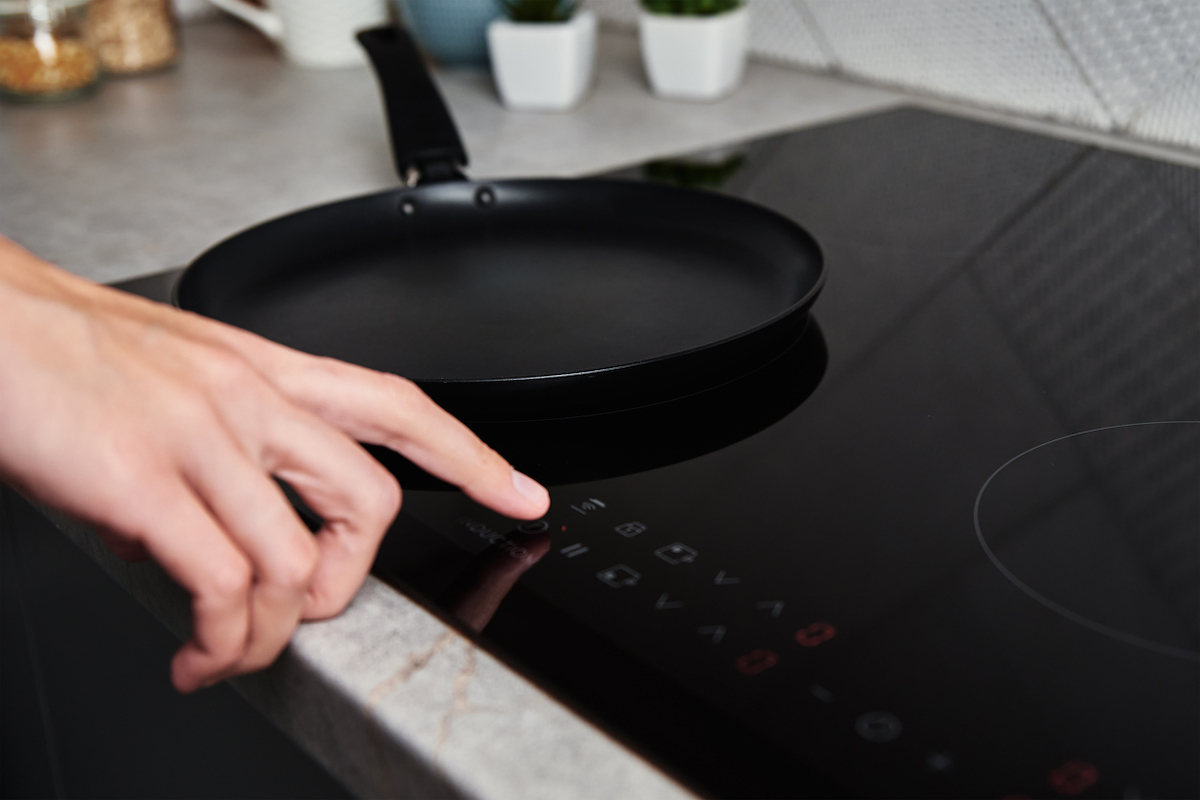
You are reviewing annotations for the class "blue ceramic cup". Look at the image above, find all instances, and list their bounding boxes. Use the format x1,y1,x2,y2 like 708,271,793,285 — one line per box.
393,0,502,65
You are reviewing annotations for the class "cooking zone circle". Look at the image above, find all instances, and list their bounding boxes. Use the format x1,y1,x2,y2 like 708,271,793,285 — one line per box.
974,421,1200,662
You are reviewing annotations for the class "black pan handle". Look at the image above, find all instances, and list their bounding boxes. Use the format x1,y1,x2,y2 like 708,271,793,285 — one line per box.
357,26,469,186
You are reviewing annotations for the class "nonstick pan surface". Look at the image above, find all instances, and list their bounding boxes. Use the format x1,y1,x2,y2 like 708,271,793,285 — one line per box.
176,27,824,421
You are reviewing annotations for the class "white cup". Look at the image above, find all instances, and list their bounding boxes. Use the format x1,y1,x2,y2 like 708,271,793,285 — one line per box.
207,0,389,68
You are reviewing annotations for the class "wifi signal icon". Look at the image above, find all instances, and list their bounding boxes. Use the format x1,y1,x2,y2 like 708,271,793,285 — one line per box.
570,498,607,516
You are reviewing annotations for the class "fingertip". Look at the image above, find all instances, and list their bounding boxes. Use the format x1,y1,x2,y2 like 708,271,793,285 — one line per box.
170,643,209,694
510,469,551,519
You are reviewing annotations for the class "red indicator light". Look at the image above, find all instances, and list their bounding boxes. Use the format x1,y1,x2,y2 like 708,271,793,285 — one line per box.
1048,760,1098,797
735,649,779,676
795,622,837,647
560,525,567,532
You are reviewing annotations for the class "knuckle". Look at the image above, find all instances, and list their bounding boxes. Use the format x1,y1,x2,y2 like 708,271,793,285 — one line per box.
206,555,253,601
380,373,429,411
273,537,320,591
362,465,402,525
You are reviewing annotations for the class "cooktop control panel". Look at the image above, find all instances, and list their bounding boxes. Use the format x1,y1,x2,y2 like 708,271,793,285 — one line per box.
372,108,1200,799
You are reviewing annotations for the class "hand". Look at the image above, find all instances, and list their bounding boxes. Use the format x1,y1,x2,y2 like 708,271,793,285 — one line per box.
0,236,550,693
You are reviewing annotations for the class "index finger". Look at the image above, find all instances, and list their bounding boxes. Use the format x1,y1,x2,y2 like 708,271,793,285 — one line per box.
263,356,550,520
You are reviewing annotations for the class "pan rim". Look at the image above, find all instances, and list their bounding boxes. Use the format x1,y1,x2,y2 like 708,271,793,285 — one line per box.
175,177,825,386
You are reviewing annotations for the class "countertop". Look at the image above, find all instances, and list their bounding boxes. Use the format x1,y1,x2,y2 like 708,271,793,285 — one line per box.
0,18,903,284
5,16,1193,800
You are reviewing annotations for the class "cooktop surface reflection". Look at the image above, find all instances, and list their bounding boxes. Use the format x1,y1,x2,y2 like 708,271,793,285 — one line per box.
371,108,1200,799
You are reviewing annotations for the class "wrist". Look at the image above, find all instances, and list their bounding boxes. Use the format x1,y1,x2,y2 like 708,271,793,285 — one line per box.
0,235,103,306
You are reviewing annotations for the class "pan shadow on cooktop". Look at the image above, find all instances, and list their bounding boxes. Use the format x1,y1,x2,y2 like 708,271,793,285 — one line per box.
368,316,827,488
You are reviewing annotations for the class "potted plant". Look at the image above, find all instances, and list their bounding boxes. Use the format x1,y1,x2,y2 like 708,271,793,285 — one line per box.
487,0,597,111
639,0,748,101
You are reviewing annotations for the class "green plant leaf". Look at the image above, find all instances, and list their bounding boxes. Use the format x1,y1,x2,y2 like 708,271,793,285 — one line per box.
643,153,746,189
496,0,578,22
639,0,741,16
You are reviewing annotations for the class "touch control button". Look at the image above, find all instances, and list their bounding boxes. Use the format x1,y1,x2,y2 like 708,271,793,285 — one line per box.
655,593,683,610
927,752,954,773
809,684,834,703
655,542,698,564
1048,760,1098,797
795,622,837,647
735,649,779,676
571,498,606,515
614,521,647,537
517,520,549,534
855,712,902,743
597,565,640,588
756,600,785,618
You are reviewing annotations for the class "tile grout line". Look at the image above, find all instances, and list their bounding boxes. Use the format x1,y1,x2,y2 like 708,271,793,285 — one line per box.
1030,0,1119,131
793,0,843,73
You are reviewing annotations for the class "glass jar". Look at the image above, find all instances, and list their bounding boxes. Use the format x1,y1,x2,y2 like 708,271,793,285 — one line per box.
86,0,177,75
0,0,99,103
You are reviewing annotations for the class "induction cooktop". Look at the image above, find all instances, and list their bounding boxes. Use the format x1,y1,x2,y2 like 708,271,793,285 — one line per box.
365,107,1200,799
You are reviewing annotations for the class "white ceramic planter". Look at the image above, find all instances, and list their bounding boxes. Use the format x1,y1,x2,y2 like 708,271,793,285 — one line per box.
487,10,597,111
638,5,749,101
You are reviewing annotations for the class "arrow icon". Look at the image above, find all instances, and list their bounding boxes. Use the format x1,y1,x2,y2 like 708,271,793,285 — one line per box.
655,592,683,610
755,600,784,618
714,570,741,586
697,625,726,644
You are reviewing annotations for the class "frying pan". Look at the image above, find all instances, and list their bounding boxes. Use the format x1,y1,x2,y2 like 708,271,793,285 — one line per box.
176,26,824,422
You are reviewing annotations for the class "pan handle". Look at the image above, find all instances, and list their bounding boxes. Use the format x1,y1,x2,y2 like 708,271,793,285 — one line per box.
357,26,469,186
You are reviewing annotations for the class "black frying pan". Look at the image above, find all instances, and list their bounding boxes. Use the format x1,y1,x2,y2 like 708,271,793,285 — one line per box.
176,26,824,422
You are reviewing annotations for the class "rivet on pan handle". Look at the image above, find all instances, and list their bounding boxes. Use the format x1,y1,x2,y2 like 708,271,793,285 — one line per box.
357,26,469,186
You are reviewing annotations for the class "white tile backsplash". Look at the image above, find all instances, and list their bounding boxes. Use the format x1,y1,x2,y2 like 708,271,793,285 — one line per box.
802,0,1113,129
748,0,832,70
1128,65,1200,151
587,0,1199,154
1038,0,1200,128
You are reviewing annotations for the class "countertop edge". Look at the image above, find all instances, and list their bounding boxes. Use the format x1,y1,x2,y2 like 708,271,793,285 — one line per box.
37,506,698,800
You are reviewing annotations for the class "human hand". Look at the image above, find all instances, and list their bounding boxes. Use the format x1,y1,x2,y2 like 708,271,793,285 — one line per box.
0,236,550,692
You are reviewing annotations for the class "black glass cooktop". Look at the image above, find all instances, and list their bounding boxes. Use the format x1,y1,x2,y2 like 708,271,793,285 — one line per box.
365,108,1200,799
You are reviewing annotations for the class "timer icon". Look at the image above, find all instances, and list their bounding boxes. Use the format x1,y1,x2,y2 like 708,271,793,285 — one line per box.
614,521,647,537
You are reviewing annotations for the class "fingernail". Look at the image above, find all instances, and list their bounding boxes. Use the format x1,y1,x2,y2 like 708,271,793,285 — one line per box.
511,469,548,505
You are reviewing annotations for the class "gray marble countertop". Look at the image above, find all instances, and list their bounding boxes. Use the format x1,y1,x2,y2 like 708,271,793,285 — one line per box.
0,18,902,284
